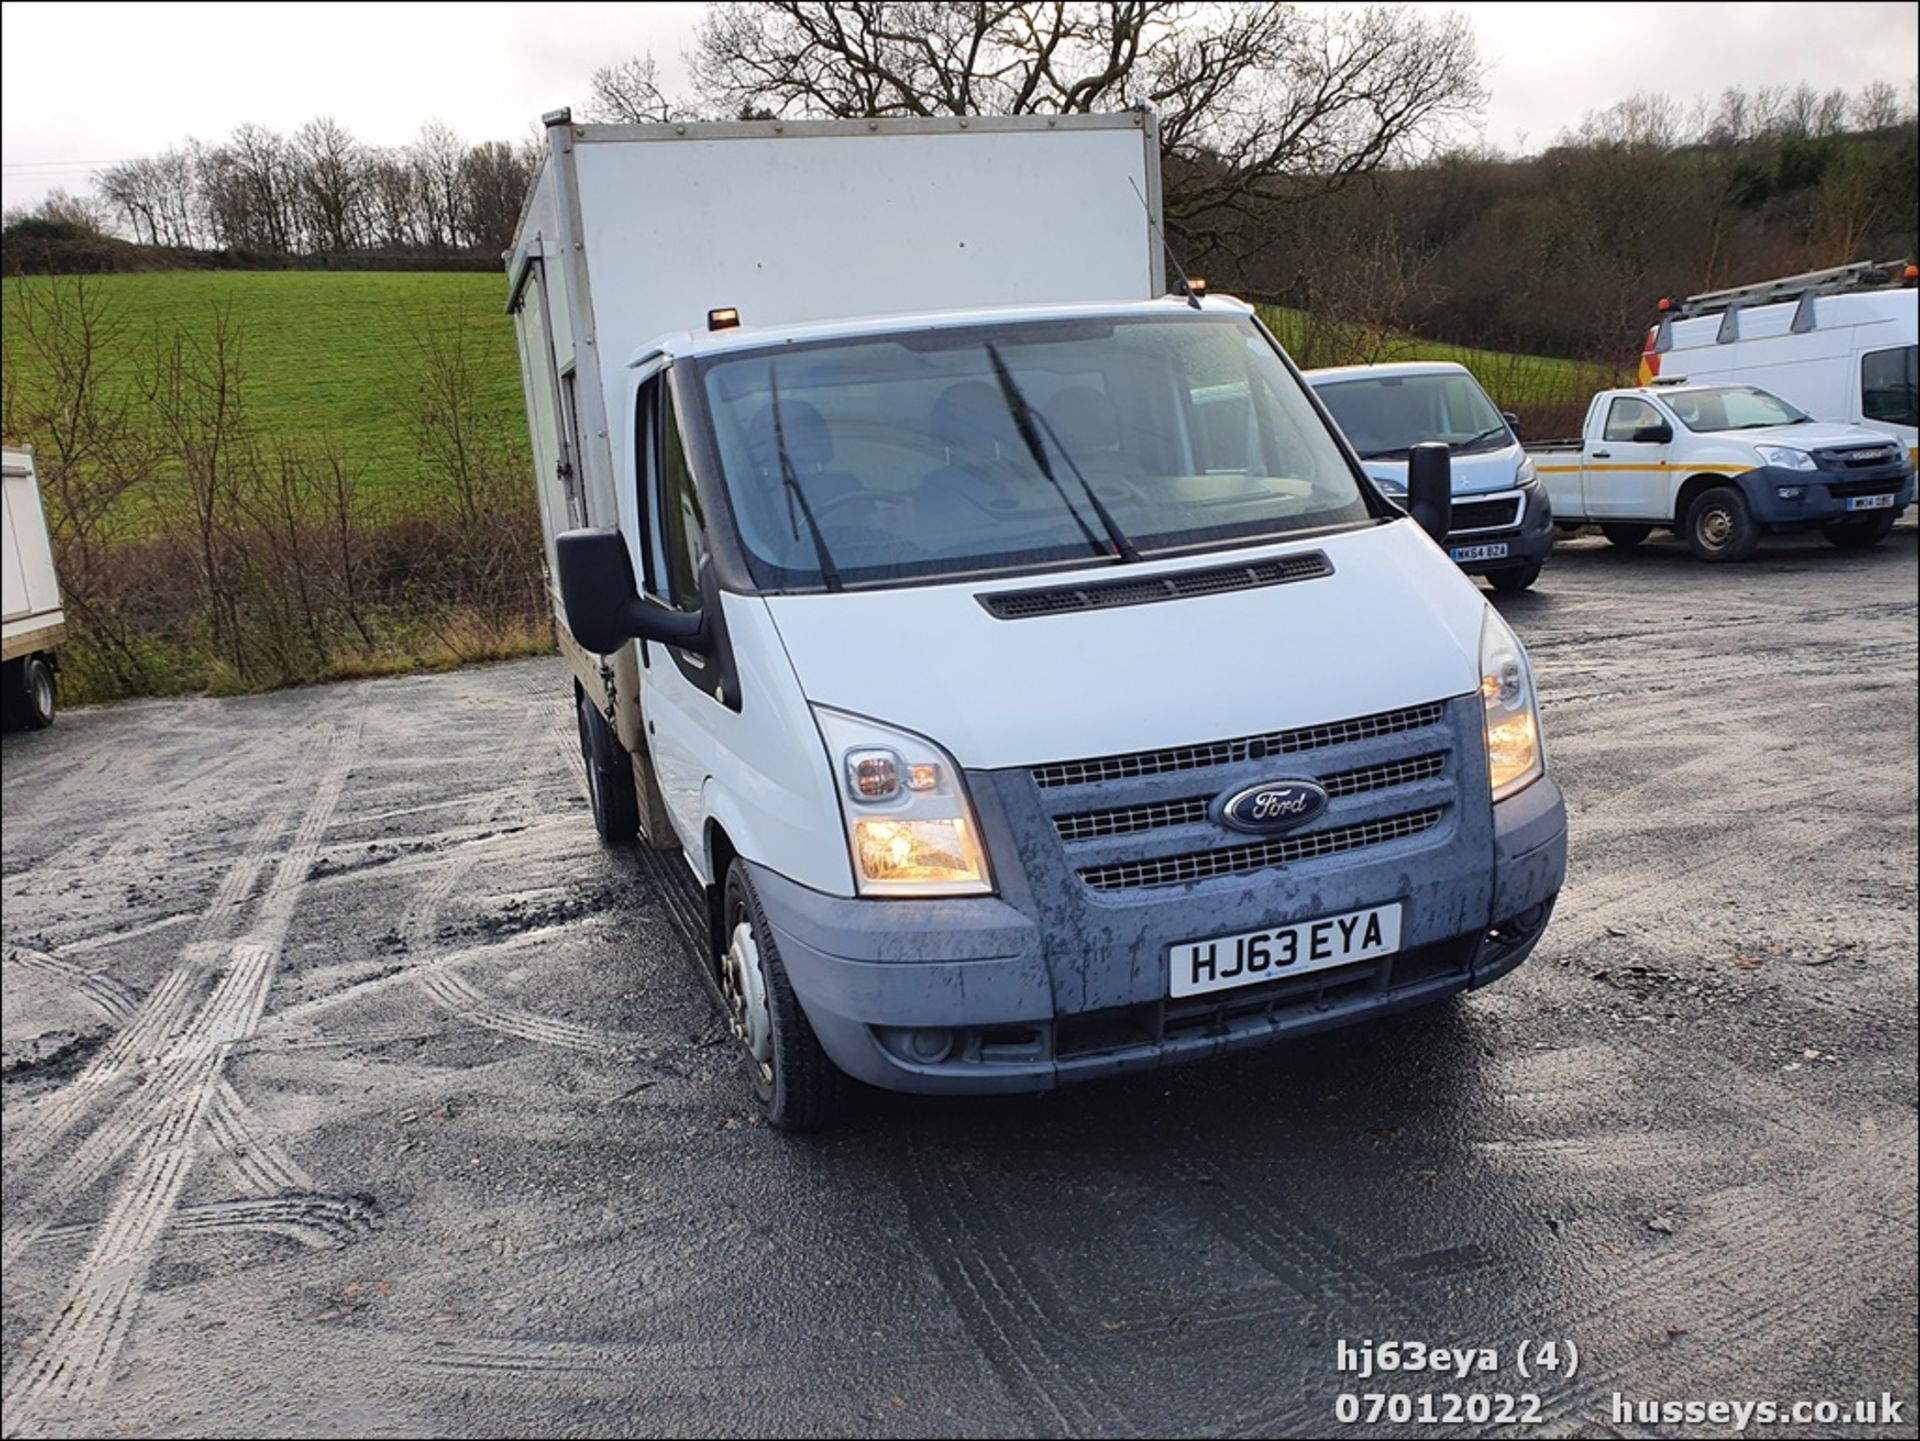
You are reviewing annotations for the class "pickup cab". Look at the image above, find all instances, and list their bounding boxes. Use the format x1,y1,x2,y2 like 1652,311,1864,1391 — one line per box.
1532,382,1915,561
1305,361,1553,591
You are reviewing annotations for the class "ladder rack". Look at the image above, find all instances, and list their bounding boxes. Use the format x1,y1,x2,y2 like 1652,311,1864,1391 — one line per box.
1670,259,1911,319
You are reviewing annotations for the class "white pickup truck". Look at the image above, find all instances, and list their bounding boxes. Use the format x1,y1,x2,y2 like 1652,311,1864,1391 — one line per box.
1532,381,1915,561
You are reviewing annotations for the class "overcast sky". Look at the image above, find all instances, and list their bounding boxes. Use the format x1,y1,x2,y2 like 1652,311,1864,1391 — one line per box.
3,1,1916,213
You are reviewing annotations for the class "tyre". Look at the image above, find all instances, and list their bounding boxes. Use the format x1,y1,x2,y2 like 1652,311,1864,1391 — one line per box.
721,860,849,1131
1822,512,1898,549
1684,486,1759,562
1600,523,1653,548
2,656,56,731
1487,564,1541,593
576,695,638,844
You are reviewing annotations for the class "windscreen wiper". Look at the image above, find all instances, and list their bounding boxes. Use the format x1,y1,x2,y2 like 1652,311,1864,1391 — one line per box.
983,343,1141,563
1457,423,1511,449
768,367,843,592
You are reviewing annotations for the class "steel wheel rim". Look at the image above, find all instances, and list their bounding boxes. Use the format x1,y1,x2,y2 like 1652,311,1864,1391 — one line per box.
30,666,53,719
1697,505,1734,549
720,919,774,1083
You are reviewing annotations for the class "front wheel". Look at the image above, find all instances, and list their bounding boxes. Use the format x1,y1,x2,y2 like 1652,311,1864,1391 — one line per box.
1487,564,1541,593
721,861,848,1131
1600,523,1653,548
1822,512,1898,549
1684,486,1759,562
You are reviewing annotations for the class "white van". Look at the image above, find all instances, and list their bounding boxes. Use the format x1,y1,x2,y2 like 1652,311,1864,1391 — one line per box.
507,112,1567,1127
1641,262,1917,466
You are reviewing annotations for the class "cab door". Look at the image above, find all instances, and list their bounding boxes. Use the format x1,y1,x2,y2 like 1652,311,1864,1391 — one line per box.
632,368,728,855
1584,395,1673,521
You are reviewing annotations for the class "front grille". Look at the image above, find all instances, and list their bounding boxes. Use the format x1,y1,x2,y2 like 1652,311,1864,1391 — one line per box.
1050,752,1445,843
1076,808,1444,893
1449,496,1523,533
1322,751,1446,798
1032,702,1445,791
978,552,1333,620
1818,446,1902,471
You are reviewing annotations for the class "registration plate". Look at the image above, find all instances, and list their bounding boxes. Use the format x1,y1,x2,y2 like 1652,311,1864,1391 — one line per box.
1847,492,1896,511
1450,542,1509,563
1171,904,1403,999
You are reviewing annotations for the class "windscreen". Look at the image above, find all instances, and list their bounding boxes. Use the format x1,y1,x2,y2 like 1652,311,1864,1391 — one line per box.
696,314,1368,589
1665,385,1809,432
1314,372,1511,459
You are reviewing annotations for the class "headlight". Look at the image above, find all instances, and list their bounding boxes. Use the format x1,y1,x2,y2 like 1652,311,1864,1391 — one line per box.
1372,474,1408,498
1480,607,1544,802
1754,445,1817,472
814,707,992,897
1515,455,1537,488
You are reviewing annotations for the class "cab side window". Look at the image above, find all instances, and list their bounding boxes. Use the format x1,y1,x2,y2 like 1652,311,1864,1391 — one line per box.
1604,396,1662,442
1862,346,1918,427
655,379,707,613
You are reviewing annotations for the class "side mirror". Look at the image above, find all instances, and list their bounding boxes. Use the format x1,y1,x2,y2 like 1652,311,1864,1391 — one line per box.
1632,423,1673,445
1406,442,1452,544
1501,410,1521,438
555,528,708,655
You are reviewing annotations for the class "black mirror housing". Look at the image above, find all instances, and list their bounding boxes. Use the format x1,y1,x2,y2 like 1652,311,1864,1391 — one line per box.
1632,423,1673,445
555,528,707,655
1501,410,1521,437
1406,442,1452,544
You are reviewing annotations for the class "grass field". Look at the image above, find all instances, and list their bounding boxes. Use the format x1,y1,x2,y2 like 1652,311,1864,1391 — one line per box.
3,270,526,500
1257,305,1628,420
2,273,1627,506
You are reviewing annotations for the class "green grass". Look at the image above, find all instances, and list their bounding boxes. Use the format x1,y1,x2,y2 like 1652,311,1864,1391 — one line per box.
3,270,526,501
1257,305,1627,414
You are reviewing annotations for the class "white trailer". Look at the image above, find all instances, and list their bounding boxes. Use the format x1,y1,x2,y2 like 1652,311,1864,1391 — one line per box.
2,445,64,729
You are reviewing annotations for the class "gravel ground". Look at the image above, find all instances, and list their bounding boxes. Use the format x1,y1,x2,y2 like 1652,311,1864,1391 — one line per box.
2,526,1916,1439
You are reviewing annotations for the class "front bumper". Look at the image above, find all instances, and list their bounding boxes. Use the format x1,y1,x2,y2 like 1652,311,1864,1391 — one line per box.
1743,463,1915,528
1445,485,1554,577
756,699,1567,1095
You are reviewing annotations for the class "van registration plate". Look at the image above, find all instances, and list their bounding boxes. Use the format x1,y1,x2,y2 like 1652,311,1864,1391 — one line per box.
1171,904,1402,998
1847,493,1896,512
1450,542,1508,562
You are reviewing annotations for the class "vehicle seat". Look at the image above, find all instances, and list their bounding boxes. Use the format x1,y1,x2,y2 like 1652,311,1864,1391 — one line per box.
745,400,861,505
924,380,1033,508
1040,386,1137,489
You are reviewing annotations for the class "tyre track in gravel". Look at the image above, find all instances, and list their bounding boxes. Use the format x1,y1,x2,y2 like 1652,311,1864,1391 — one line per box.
2,733,334,1176
0,724,357,1432
899,1133,1135,1438
1,949,140,1025
31,1192,382,1255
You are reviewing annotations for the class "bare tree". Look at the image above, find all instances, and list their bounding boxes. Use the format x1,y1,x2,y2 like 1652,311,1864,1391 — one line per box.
683,2,1484,256
587,52,677,123
411,120,468,251
459,139,533,254
295,116,369,252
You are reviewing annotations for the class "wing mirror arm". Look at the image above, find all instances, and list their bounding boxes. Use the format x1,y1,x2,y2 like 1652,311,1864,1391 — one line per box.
555,528,711,656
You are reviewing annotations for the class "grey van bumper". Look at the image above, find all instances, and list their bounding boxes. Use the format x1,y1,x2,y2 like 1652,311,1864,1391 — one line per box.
1448,484,1555,579
752,775,1567,1096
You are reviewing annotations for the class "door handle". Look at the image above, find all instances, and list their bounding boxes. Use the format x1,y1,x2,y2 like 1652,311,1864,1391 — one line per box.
1591,449,1612,458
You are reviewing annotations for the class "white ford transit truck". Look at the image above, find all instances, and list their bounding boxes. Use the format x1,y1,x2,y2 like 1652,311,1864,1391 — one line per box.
507,110,1567,1127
